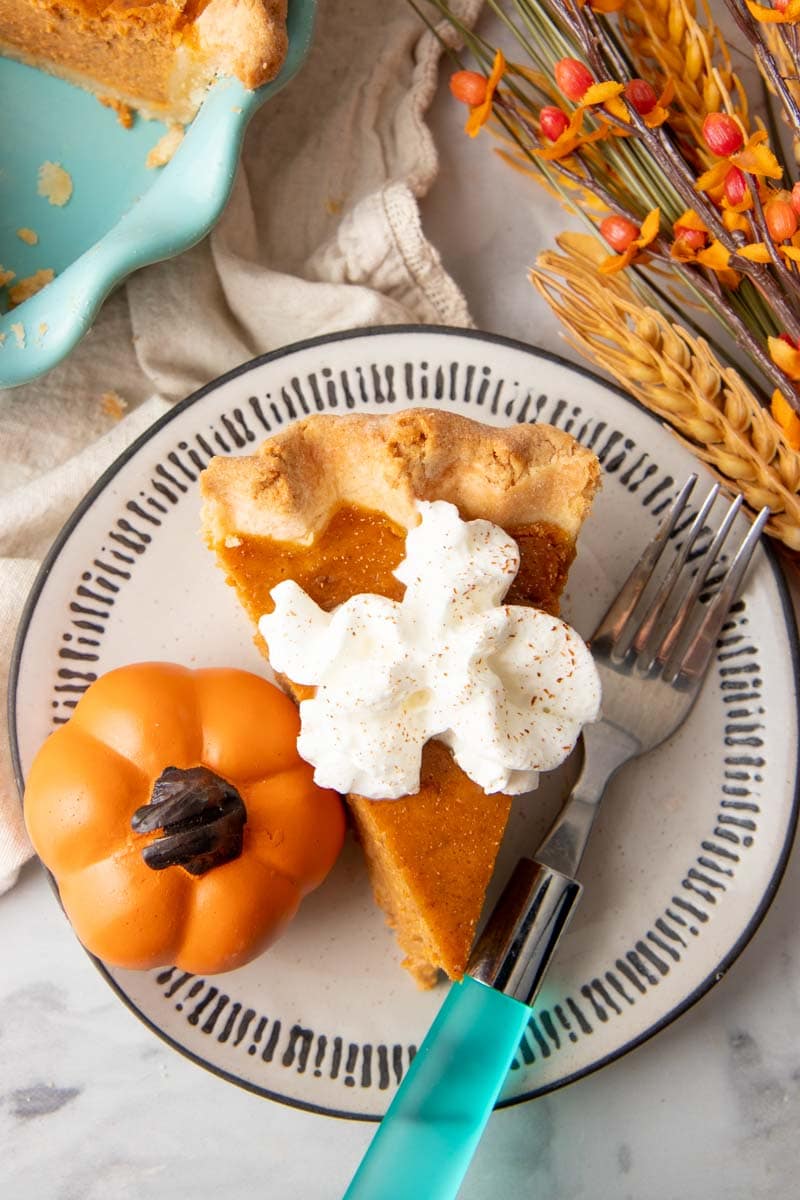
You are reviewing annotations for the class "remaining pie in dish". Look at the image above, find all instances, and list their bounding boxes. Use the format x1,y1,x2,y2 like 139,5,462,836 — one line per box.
0,0,287,123
200,408,600,987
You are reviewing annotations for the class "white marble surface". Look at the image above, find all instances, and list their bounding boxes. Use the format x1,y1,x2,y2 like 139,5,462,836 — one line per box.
3,25,800,1200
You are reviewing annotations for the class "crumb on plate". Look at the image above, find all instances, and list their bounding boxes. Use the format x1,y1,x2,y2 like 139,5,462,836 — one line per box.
10,322,25,348
0,265,15,288
16,228,38,246
9,269,55,308
146,125,184,169
38,162,73,207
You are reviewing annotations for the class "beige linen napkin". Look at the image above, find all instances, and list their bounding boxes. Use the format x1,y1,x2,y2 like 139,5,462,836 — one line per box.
0,0,480,892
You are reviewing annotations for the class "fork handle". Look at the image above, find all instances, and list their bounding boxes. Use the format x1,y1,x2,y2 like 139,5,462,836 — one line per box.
468,858,583,1002
343,863,582,1200
342,977,532,1200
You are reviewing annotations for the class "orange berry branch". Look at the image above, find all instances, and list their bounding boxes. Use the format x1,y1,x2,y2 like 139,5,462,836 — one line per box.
414,0,800,444
557,1,800,339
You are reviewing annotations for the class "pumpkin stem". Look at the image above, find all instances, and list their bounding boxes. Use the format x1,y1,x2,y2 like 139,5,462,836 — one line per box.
131,765,247,876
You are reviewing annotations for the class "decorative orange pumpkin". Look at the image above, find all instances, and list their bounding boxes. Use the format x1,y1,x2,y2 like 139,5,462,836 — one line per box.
23,662,345,974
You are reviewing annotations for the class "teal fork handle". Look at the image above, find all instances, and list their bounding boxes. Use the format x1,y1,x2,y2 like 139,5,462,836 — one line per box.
343,976,531,1200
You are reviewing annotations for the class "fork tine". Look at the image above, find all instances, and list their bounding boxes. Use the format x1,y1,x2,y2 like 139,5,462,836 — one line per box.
664,505,770,685
630,483,721,667
655,492,744,672
590,474,697,651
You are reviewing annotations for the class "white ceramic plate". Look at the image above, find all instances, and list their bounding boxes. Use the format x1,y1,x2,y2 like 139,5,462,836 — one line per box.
10,327,799,1120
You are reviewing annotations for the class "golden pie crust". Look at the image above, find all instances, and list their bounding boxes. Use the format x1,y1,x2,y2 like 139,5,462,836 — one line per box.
200,408,600,987
0,0,287,123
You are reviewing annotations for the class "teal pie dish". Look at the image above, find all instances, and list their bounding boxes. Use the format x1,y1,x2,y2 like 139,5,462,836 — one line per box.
0,0,316,388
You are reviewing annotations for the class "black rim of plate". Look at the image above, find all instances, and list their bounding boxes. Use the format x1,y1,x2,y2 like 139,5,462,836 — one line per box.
8,324,800,1123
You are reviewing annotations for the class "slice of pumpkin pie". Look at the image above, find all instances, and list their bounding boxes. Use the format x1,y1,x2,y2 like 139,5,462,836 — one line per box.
200,408,600,987
0,0,287,123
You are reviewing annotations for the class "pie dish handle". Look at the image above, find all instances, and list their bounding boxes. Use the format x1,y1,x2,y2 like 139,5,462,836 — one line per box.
0,80,258,388
0,0,318,389
344,860,582,1199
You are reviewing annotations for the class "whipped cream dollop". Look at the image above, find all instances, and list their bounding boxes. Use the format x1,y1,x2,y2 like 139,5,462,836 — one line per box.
259,500,601,800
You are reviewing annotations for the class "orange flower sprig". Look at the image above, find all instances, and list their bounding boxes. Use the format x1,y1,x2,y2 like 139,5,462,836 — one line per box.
695,118,782,193
561,5,800,343
491,88,788,389
529,41,799,352
418,0,800,449
745,0,800,21
450,50,507,137
536,4,800,336
741,182,800,282
598,209,661,272
688,111,800,314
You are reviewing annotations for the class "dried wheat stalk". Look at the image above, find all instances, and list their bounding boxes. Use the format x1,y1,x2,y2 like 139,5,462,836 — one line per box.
531,233,800,552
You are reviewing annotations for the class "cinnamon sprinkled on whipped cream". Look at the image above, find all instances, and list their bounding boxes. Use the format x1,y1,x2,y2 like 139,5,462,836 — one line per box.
260,500,600,799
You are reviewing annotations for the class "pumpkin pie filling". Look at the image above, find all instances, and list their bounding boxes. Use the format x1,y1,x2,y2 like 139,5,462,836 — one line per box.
0,0,288,122
212,505,578,986
201,409,600,988
216,505,575,622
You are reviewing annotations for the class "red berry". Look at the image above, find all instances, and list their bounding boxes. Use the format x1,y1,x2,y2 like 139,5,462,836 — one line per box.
702,112,744,157
723,166,748,207
790,182,800,216
555,58,594,102
539,106,569,142
765,198,799,241
779,332,797,348
449,71,488,107
600,214,640,252
625,78,658,116
674,225,707,249
775,0,789,11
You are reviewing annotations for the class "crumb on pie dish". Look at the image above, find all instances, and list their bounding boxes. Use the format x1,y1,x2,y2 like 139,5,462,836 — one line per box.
0,0,288,123
200,408,601,988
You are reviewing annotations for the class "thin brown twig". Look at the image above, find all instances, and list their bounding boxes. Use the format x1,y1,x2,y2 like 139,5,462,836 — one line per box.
494,93,636,217
581,1,633,81
746,173,800,312
723,0,800,136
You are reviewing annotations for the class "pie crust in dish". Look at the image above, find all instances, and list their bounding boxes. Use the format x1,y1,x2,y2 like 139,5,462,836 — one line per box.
0,0,288,123
200,408,600,987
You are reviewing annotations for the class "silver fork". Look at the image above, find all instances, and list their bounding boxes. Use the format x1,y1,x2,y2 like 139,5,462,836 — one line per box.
344,476,770,1200
469,474,771,1000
